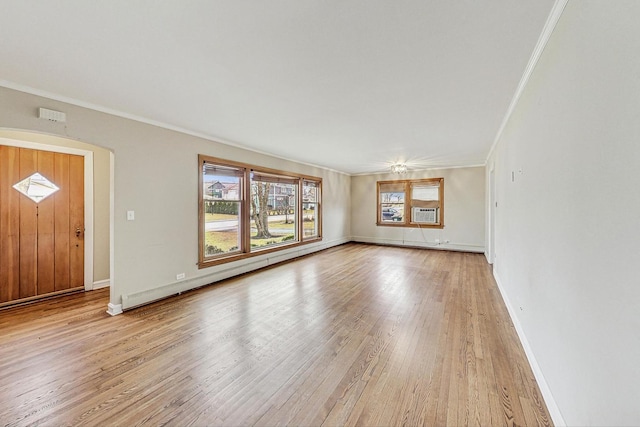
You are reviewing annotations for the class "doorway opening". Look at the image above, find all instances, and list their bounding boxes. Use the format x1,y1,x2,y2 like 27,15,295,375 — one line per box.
0,132,112,309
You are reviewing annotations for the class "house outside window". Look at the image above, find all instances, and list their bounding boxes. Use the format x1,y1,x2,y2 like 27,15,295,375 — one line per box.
250,172,298,250
199,155,322,267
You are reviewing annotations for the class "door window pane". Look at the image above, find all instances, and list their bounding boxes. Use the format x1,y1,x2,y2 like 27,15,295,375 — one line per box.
13,172,59,203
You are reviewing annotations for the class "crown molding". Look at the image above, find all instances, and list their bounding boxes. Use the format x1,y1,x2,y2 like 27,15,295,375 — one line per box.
486,0,569,161
0,81,351,177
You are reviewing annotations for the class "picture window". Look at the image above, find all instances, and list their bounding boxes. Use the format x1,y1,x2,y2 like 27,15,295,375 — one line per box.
199,155,322,267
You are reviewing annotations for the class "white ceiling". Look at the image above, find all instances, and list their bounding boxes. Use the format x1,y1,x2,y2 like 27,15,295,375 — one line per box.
0,1,555,175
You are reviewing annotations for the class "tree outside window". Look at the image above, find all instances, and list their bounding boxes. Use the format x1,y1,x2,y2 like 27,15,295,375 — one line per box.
199,155,322,267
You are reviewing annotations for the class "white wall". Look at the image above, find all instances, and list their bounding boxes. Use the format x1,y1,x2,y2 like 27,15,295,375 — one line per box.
0,86,351,311
351,167,485,252
488,2,640,425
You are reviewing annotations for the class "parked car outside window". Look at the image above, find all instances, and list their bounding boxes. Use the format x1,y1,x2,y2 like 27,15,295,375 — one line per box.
382,207,402,221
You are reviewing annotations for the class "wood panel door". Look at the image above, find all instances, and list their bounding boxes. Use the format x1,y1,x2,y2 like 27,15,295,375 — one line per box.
0,145,84,305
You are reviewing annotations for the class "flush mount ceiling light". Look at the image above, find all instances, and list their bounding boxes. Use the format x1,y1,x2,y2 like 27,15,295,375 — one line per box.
390,163,407,174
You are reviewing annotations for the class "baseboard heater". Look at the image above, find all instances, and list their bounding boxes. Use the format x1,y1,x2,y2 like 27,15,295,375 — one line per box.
120,238,349,310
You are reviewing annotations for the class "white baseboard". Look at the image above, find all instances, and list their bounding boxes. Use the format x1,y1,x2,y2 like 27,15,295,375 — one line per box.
492,269,566,426
102,239,565,423
106,302,122,316
351,236,484,253
92,279,110,290
120,237,349,311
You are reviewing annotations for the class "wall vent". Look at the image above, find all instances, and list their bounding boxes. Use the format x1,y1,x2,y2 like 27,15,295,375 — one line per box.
38,107,66,123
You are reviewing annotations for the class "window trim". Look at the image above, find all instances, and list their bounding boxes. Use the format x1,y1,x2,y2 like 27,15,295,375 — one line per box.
199,155,322,268
376,177,444,228
250,169,300,252
302,178,322,240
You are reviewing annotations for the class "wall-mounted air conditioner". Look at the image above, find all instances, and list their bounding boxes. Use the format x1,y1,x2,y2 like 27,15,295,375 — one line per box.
412,207,437,224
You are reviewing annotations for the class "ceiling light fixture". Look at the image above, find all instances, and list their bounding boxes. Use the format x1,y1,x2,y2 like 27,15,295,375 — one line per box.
390,163,407,174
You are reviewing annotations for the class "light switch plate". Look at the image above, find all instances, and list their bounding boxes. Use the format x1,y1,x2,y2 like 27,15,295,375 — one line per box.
127,210,135,221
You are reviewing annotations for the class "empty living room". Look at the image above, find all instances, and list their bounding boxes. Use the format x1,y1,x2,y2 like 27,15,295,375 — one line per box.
1,1,639,426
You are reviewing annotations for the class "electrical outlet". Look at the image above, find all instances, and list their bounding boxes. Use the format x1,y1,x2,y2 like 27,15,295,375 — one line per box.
176,273,186,280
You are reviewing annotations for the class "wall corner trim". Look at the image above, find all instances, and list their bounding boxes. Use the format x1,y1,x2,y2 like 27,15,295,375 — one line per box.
486,0,569,161
492,269,567,426
106,303,123,316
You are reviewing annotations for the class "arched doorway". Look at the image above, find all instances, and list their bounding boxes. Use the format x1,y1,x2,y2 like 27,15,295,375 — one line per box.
0,131,112,308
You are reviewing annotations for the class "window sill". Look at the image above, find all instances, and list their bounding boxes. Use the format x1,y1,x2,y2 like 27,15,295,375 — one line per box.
376,222,444,229
199,237,323,269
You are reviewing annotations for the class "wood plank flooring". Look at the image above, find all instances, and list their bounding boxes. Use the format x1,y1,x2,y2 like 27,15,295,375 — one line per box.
0,243,551,426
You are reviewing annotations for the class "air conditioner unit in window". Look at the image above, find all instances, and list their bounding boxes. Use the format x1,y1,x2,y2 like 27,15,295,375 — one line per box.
412,207,437,224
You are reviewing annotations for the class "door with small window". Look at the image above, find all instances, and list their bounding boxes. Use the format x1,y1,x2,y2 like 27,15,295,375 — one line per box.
0,145,84,306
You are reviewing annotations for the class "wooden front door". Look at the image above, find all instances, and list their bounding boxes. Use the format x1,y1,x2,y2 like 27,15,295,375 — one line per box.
0,145,84,306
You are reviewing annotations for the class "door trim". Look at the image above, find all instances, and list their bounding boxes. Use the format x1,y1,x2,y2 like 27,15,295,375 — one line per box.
487,164,496,265
0,137,94,291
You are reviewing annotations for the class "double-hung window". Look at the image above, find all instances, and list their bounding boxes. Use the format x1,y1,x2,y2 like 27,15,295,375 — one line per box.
250,171,299,250
378,182,406,223
376,178,444,228
199,155,322,267
201,161,245,257
302,180,321,239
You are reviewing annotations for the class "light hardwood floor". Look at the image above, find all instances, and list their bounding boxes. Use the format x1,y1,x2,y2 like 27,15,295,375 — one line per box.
0,243,551,426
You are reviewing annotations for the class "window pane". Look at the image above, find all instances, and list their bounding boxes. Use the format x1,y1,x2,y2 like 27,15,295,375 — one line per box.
303,203,317,238
303,181,319,239
380,190,404,222
251,180,298,250
303,181,317,203
203,165,243,257
204,201,242,255
204,170,241,201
